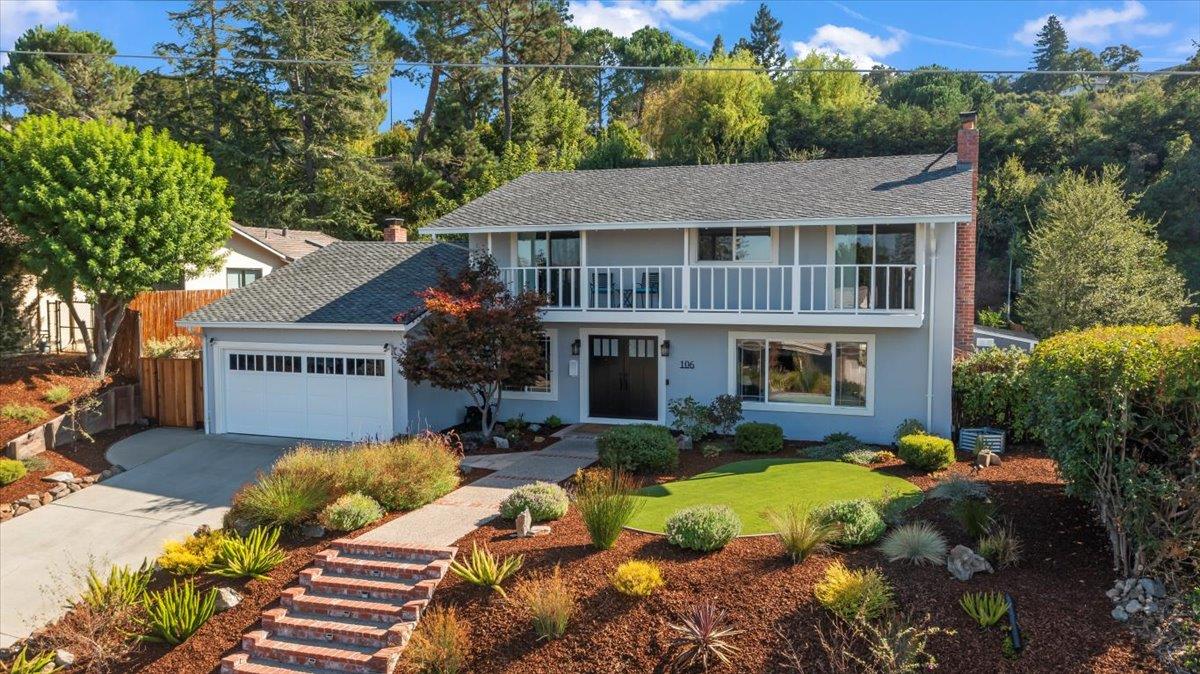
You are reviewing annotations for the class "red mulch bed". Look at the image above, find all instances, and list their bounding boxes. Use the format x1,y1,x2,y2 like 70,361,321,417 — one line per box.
426,448,1162,673
0,426,136,504
0,354,125,443
451,423,568,455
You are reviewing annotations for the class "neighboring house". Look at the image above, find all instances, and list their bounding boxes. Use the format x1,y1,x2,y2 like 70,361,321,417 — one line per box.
180,114,980,445
973,324,1038,352
184,224,338,290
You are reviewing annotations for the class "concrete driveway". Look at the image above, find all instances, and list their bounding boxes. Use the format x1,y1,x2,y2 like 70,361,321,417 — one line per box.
0,430,296,648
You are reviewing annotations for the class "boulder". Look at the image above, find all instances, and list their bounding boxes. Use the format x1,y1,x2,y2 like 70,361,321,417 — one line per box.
515,508,532,537
533,436,546,444
946,545,994,581
1124,599,1142,615
215,587,243,612
493,436,510,450
0,504,13,521
1111,606,1129,622
39,492,53,505
1140,578,1166,599
974,451,1001,469
54,649,76,667
13,505,30,516
42,471,75,483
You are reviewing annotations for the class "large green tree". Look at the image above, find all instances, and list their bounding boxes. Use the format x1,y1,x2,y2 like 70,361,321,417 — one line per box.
1020,15,1070,93
510,74,594,170
611,27,696,124
1017,168,1191,336
0,116,231,376
774,52,878,111
745,3,786,78
0,25,138,121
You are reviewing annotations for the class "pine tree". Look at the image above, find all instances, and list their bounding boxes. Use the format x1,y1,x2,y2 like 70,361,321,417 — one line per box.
1025,15,1070,92
746,3,786,78
1,26,137,120
710,34,725,59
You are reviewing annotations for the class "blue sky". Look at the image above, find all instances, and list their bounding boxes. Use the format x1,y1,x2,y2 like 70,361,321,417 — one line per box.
2,0,1198,125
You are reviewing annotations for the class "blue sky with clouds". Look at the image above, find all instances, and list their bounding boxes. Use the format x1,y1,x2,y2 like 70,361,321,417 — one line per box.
3,0,1198,124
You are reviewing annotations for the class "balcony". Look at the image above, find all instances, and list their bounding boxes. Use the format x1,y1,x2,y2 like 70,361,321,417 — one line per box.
500,263,923,326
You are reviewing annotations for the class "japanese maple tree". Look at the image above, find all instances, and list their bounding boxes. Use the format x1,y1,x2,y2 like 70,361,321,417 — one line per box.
396,253,547,437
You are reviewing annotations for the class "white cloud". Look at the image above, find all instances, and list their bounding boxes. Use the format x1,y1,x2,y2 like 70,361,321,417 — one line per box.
791,25,904,69
1,0,75,66
569,0,734,47
1014,1,1172,47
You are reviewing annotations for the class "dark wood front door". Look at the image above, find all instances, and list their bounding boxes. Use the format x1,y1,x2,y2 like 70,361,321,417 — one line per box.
589,335,658,420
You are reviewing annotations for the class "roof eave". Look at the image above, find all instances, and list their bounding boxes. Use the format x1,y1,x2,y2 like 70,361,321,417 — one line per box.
176,320,407,332
229,225,294,262
421,213,972,236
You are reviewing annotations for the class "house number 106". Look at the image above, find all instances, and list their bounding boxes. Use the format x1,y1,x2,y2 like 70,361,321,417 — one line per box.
679,360,695,369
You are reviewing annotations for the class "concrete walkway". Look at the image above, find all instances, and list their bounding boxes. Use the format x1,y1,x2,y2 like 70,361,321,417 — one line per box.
0,430,296,648
362,432,599,546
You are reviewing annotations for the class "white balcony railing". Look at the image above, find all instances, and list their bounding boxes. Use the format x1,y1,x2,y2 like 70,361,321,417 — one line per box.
500,263,919,315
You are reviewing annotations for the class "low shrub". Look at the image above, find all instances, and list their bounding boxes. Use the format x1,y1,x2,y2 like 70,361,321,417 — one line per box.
611,560,665,597
140,580,218,645
597,424,677,472
813,499,886,546
667,602,742,671
668,395,716,442
227,471,331,530
144,335,199,358
498,481,569,522
158,527,226,575
874,450,896,462
823,432,858,444
516,565,573,640
960,591,1009,628
798,438,865,460
950,497,997,538
37,601,140,673
7,647,57,674
449,543,523,597
896,434,956,472
81,562,152,611
1,403,47,424
209,526,287,580
928,473,990,502
954,346,1032,441
665,505,742,552
576,470,640,549
780,611,953,674
734,422,783,454
319,492,384,532
840,449,885,466
814,561,895,621
20,455,50,472
710,394,744,435
43,384,71,404
543,415,563,428
879,521,948,565
893,418,926,444
406,606,467,674
0,458,27,485
869,489,910,527
700,442,723,458
978,521,1023,569
763,504,836,563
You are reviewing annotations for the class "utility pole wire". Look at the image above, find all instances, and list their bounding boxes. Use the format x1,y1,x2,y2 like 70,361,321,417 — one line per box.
2,49,1198,77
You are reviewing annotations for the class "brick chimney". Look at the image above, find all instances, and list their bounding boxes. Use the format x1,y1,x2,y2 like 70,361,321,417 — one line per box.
954,111,979,355
382,218,407,243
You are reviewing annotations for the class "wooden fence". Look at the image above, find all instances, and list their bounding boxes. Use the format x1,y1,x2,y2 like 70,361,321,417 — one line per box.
109,310,142,378
129,289,230,345
140,357,204,428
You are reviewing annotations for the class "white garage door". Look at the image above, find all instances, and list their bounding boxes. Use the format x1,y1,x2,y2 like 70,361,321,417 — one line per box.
220,349,392,442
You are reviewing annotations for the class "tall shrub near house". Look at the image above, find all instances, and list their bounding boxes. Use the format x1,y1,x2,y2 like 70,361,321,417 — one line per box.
953,347,1033,441
0,115,231,376
396,253,547,438
1027,325,1199,584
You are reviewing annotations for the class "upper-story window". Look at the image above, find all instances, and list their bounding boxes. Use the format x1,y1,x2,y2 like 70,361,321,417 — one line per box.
696,227,772,263
834,224,915,265
226,268,262,288
833,224,916,310
517,232,580,267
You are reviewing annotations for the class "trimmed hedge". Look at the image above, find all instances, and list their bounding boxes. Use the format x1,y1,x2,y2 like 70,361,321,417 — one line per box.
597,424,678,473
953,347,1033,442
896,434,956,473
1027,325,1199,582
734,422,783,454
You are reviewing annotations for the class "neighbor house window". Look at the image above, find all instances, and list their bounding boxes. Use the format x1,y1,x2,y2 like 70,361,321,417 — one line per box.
833,224,916,310
696,227,773,263
731,332,872,411
226,268,262,288
503,331,556,399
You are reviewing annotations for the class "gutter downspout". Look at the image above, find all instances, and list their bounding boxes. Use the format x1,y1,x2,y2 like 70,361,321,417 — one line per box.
925,224,938,430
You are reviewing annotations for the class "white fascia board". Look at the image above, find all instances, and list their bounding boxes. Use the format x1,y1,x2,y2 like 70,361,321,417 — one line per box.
539,311,924,329
421,214,971,236
973,327,1038,345
176,320,406,332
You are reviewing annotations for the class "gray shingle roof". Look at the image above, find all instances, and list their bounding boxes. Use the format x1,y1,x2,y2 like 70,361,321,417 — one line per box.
423,153,973,231
180,242,467,325
233,224,339,260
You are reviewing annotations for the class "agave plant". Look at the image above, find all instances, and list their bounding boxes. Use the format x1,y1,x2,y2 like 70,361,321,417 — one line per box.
959,591,1010,628
209,526,288,580
667,601,743,671
81,562,153,610
448,543,524,598
140,580,218,644
8,647,60,674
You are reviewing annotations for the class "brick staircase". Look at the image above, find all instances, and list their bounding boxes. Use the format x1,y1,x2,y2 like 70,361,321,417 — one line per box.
220,539,457,674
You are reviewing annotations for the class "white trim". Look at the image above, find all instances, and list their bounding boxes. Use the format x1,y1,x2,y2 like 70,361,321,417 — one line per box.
579,327,667,425
688,226,779,265
727,330,876,416
178,320,407,331
540,311,923,328
972,327,1038,346
503,328,559,401
421,214,972,236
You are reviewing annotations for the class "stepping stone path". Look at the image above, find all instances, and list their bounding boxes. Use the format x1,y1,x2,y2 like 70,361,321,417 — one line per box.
220,538,456,674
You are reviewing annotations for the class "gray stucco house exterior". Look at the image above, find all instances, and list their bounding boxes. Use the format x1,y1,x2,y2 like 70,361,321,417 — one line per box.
181,114,981,445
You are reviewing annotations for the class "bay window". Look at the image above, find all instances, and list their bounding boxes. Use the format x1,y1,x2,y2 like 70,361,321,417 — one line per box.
731,332,872,412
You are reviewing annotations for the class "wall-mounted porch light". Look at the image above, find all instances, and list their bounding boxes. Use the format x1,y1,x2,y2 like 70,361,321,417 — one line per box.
571,339,581,356
660,340,671,357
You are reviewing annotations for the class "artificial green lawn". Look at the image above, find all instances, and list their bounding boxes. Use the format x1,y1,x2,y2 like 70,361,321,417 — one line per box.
626,458,923,535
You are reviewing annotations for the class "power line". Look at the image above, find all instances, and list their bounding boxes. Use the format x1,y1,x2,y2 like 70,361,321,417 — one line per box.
2,49,1198,77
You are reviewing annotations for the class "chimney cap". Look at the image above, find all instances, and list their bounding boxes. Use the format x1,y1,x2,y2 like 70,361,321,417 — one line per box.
383,217,404,226
960,110,977,124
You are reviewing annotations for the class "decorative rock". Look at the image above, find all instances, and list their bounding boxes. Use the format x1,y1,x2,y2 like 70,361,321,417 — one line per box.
54,649,76,667
946,545,994,581
533,436,546,443
493,436,510,450
529,424,542,433
678,435,694,451
1105,587,1121,601
39,492,53,505
0,504,12,521
67,482,82,492
13,505,30,516
529,525,551,536
82,475,97,484
302,523,326,538
1140,578,1166,599
100,469,113,479
49,484,70,498
42,471,75,483
974,450,1002,468
19,495,41,510
215,587,243,612
515,508,532,537
1111,606,1129,622
1124,599,1142,615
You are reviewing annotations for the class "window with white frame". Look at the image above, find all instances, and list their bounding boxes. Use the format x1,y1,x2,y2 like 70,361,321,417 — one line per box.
732,333,871,411
695,227,773,263
502,330,557,399
832,224,916,310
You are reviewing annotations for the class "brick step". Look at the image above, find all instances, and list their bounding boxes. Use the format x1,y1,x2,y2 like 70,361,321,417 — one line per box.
314,549,450,581
242,630,400,674
262,608,413,649
331,538,456,563
299,568,436,602
280,587,426,623
220,653,327,674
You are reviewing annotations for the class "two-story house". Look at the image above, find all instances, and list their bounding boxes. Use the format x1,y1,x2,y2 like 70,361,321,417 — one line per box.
180,113,978,444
